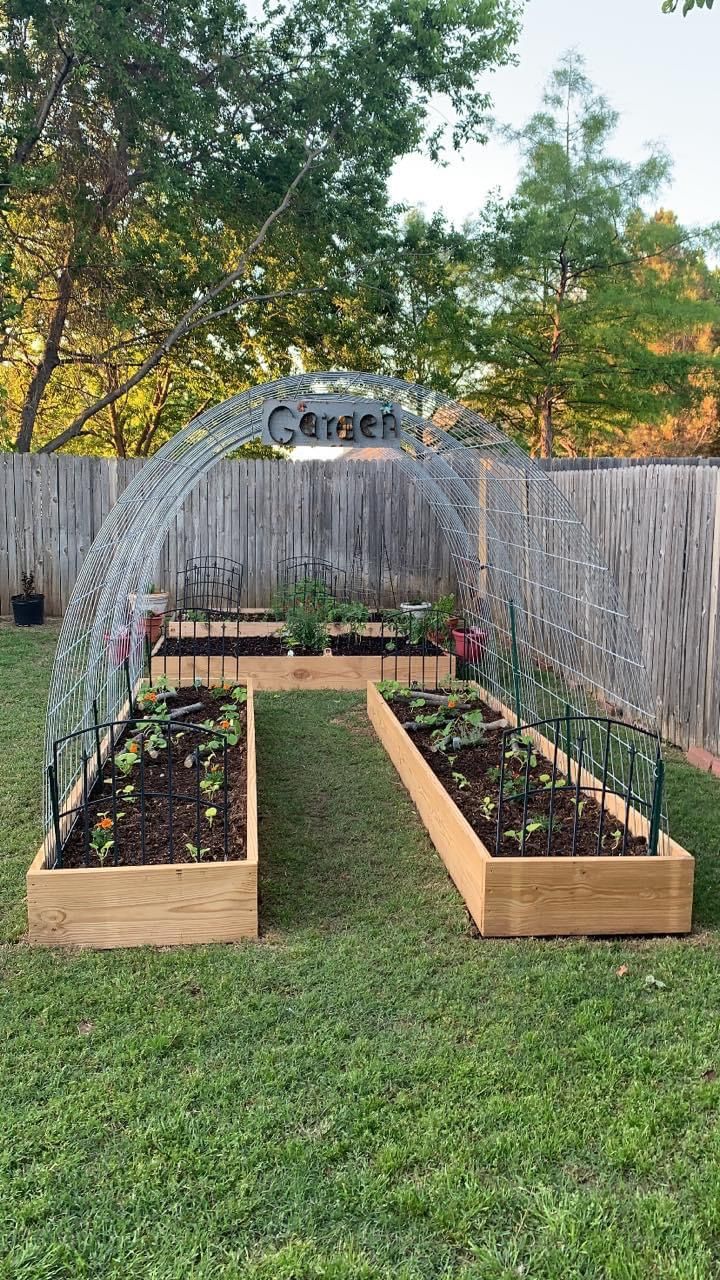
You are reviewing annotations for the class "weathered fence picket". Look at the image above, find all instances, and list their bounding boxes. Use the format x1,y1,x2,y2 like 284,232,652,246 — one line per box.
1,452,719,753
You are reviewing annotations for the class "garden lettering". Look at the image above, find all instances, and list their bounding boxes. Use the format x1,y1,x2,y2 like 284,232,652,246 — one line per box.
261,397,402,448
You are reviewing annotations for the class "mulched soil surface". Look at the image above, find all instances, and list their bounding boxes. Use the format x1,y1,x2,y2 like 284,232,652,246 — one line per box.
159,634,443,658
60,687,247,869
386,694,648,859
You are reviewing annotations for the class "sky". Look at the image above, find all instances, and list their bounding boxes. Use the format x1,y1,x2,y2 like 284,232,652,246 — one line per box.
389,0,719,231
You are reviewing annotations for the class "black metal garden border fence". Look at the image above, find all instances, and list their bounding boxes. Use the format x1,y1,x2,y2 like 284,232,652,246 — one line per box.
176,555,244,617
47,712,231,869
494,714,664,858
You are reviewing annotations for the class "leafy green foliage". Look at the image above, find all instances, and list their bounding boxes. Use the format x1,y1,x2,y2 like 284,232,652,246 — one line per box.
662,0,714,12
0,0,520,453
471,54,720,457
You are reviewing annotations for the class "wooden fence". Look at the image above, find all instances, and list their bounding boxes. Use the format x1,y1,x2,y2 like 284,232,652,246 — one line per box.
1,451,719,754
0,453,454,618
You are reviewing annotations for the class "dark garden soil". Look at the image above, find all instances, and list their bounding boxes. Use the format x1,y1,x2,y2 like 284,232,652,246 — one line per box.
159,634,444,659
385,693,649,859
61,687,247,869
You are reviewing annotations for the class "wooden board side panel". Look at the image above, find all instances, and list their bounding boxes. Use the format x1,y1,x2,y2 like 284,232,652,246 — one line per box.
483,856,694,937
367,682,488,931
368,682,694,937
27,861,257,948
27,676,259,947
164,654,453,691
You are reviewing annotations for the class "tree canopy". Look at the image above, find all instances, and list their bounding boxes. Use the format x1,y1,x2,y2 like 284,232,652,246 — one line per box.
467,55,720,456
0,0,521,453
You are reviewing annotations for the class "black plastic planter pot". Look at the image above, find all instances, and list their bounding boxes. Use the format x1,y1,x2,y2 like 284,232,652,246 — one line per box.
11,593,45,626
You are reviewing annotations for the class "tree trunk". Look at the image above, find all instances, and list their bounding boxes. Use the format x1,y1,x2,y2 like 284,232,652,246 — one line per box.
539,391,553,458
15,263,75,451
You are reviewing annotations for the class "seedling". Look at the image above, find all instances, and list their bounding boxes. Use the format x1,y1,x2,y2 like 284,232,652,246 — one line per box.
185,842,210,861
452,771,470,790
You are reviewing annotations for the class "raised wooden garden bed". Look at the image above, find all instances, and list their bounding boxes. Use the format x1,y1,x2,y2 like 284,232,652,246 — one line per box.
27,682,258,949
367,681,694,937
156,620,454,690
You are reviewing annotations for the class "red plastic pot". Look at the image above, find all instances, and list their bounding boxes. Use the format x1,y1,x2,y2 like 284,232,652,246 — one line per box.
452,626,486,662
105,628,132,662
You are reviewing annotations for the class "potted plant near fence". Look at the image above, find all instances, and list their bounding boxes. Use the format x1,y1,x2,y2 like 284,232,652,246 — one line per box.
128,583,168,642
11,572,45,626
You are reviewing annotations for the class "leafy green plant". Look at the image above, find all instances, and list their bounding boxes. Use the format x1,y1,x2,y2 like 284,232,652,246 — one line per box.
90,812,122,864
328,600,369,636
282,606,330,655
185,842,210,861
115,743,140,776
452,771,470,790
479,795,495,819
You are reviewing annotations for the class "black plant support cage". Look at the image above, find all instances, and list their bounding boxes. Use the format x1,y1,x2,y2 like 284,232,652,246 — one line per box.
43,372,668,863
176,556,244,616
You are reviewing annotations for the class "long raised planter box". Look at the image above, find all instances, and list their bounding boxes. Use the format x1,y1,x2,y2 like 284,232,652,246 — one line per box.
161,651,453,691
367,681,694,937
157,619,454,690
27,682,259,949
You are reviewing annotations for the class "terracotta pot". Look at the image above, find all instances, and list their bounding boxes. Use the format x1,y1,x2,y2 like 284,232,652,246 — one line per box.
105,628,132,662
452,627,486,662
144,614,163,644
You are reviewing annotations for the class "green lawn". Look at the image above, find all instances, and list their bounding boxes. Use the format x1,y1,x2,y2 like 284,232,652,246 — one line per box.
2,626,720,1279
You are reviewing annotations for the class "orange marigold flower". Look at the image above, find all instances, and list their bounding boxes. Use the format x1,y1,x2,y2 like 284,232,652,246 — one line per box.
129,742,139,753
447,697,458,709
219,719,231,729
144,691,157,703
95,817,113,831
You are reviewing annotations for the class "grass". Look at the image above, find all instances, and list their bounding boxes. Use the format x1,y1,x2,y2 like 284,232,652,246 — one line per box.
2,627,720,1278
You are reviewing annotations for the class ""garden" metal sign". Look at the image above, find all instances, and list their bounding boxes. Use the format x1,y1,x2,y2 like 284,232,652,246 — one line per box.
261,397,403,448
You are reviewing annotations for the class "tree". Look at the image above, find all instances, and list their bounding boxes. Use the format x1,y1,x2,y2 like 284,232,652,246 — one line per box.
0,0,521,453
472,54,720,457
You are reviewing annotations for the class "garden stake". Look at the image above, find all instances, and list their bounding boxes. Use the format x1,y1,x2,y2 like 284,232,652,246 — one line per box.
123,658,133,715
81,749,90,868
546,720,561,857
571,731,586,856
520,736,533,856
564,704,572,783
109,722,119,866
48,764,62,868
92,698,102,782
648,752,664,857
495,728,508,856
167,735,174,862
223,734,229,860
139,740,146,864
595,719,613,856
508,600,522,728
621,746,636,856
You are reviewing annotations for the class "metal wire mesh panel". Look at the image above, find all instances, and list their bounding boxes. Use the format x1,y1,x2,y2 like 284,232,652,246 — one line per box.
44,371,665,852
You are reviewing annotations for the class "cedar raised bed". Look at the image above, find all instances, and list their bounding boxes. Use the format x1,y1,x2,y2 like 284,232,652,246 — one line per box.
27,681,258,949
367,681,694,937
155,620,454,691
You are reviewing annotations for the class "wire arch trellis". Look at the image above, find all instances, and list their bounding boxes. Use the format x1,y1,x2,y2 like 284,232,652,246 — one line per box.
43,370,665,845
